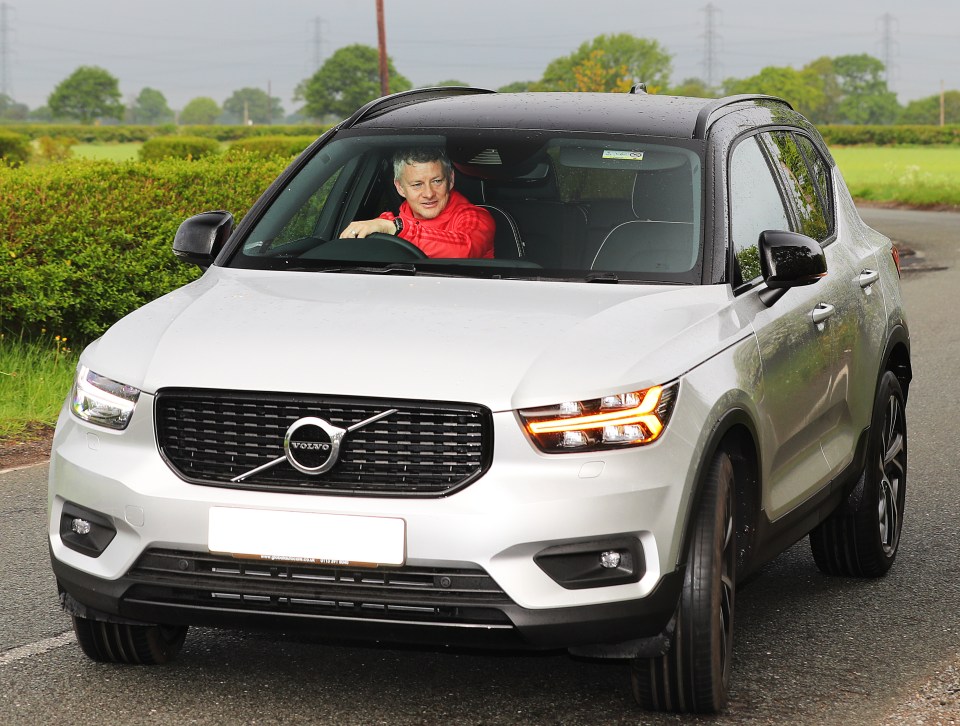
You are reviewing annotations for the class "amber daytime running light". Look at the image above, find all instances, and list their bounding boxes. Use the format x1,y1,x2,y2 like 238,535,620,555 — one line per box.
520,383,678,452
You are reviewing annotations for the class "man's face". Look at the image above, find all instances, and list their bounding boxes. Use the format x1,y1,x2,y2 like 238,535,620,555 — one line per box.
395,161,453,220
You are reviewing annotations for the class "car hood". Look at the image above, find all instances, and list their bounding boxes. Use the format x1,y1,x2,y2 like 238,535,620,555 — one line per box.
85,267,747,411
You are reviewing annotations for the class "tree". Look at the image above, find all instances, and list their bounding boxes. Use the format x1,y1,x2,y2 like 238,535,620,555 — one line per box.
430,79,470,87
666,78,716,98
222,87,283,125
800,56,842,123
295,44,412,121
48,66,123,123
831,54,900,125
497,81,534,93
0,93,28,120
129,87,174,125
901,90,960,125
180,97,221,125
723,65,827,121
723,54,901,125
534,34,672,93
28,105,53,122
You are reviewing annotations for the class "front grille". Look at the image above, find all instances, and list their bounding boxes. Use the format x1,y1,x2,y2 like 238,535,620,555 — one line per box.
155,389,492,496
124,549,514,628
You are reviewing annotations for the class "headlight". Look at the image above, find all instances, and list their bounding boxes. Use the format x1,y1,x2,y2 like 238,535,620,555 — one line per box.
519,382,678,453
71,366,141,430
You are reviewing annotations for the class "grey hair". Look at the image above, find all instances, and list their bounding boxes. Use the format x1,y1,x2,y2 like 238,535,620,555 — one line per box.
392,147,452,182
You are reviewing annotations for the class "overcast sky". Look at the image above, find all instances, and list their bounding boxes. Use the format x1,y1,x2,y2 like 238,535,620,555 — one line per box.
3,0,958,115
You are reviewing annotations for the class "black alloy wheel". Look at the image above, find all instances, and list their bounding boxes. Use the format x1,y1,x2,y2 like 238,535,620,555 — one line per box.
810,370,907,577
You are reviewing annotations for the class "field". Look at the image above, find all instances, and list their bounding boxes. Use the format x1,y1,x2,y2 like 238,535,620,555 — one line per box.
71,142,142,161
831,145,960,208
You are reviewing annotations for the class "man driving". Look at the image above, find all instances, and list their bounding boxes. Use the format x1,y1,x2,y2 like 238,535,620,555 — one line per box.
339,148,495,259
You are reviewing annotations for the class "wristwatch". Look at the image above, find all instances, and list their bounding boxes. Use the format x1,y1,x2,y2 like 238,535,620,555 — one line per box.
394,217,403,235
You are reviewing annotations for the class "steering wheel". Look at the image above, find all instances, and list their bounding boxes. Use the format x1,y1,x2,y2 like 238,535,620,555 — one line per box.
363,233,428,260
299,233,427,262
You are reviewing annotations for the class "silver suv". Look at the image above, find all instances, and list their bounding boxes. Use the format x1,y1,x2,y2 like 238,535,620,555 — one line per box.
49,88,910,713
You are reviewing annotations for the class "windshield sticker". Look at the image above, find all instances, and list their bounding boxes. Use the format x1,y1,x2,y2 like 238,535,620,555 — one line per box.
602,150,644,161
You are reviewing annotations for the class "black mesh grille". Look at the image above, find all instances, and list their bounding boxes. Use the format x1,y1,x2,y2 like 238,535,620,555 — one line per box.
155,389,492,496
124,549,513,627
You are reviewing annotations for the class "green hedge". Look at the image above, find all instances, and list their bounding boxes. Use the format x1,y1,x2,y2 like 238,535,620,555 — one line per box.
820,124,960,146
0,130,30,164
182,124,328,142
4,121,960,146
139,136,221,161
0,123,329,143
225,135,317,159
0,156,291,340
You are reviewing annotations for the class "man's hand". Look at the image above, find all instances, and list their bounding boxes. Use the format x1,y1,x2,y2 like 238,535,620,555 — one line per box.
339,218,396,239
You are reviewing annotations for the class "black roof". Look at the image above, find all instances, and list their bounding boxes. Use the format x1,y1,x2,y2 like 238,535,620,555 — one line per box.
344,89,793,140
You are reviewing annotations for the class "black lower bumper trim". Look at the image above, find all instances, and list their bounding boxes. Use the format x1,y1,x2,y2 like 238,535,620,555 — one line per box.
51,549,682,651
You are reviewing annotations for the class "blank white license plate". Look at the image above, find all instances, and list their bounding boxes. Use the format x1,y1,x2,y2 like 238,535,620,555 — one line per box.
208,507,405,566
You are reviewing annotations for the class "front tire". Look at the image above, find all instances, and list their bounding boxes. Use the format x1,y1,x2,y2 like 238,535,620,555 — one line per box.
72,615,188,665
810,370,907,577
631,451,736,713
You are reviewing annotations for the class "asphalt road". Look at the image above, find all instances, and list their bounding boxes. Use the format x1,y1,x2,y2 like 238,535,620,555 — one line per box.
1,207,958,725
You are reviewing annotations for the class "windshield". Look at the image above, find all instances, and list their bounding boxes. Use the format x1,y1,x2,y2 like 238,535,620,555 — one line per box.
226,131,704,283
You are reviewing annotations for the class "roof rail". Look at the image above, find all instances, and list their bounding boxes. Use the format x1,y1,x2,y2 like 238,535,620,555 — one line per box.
692,94,792,139
341,86,497,129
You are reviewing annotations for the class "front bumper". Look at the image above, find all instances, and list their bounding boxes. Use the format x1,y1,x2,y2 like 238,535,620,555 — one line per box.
48,394,700,650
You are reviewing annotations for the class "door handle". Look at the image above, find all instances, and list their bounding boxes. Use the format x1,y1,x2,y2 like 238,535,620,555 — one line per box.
811,302,835,325
859,269,880,288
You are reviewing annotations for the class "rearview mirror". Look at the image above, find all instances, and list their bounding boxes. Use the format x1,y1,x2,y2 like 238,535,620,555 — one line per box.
758,230,827,307
172,211,234,269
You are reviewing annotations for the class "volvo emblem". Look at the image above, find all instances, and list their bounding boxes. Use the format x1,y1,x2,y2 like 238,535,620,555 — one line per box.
230,408,398,483
284,417,343,475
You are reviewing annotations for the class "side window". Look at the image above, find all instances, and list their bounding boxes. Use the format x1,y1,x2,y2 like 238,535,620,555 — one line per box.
763,131,830,242
729,135,791,284
269,169,343,248
795,134,834,233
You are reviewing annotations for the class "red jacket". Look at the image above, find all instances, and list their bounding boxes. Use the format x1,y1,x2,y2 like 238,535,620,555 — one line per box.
380,191,495,259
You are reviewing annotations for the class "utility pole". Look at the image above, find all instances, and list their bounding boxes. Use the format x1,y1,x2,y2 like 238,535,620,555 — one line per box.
941,79,946,127
376,0,389,96
313,17,324,71
0,3,10,98
878,13,898,88
701,3,720,91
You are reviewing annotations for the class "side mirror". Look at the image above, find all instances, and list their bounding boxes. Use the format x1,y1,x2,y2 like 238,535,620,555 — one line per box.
173,211,234,268
758,230,827,307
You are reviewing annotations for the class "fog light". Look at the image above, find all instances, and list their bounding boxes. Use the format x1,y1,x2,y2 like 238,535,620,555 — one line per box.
59,502,117,558
599,550,622,569
534,538,644,590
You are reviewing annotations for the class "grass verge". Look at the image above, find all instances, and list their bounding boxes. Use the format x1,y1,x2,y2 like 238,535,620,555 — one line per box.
831,145,960,208
0,334,77,442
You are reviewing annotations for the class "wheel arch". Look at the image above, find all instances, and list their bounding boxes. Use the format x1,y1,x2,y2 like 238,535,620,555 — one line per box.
678,408,762,578
882,323,912,402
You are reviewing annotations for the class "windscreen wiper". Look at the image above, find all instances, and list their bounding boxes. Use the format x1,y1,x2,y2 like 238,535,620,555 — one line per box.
584,272,620,283
288,263,419,275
